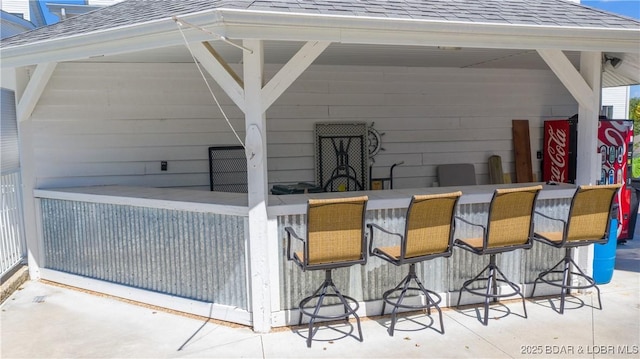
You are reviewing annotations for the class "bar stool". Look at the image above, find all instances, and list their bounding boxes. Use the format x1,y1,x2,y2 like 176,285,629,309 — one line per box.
368,191,462,336
454,185,541,325
285,196,368,348
532,184,620,313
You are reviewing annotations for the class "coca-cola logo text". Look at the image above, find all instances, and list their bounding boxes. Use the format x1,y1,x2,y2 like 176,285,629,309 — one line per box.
547,127,567,182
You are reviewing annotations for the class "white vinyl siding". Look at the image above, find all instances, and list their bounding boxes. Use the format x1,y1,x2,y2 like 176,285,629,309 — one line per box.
0,1,30,21
602,86,630,119
29,62,577,189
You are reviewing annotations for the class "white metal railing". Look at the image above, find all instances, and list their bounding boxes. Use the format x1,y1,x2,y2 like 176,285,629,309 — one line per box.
1,171,26,277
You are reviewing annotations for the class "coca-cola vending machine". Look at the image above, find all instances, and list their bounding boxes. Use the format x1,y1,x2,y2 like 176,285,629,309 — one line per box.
543,116,578,184
542,115,634,240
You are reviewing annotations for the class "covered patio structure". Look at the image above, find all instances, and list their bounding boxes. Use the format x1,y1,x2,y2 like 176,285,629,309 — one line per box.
1,0,639,333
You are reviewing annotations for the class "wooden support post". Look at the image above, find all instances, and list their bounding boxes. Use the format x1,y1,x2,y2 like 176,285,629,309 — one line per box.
575,51,602,186
575,51,603,279
243,39,271,333
15,63,57,280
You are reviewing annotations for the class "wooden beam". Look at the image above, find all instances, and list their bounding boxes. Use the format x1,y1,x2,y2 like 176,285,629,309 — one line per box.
202,42,244,87
537,49,596,113
17,62,57,123
262,41,330,110
189,42,246,112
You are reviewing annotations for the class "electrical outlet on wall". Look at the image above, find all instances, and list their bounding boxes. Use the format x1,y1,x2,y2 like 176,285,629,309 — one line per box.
161,161,168,171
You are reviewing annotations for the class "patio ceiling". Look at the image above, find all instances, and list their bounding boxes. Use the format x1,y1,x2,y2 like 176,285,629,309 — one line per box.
82,41,581,71
82,41,638,88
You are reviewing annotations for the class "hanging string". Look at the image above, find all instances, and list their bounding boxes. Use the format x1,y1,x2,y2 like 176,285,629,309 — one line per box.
174,18,245,148
172,16,252,54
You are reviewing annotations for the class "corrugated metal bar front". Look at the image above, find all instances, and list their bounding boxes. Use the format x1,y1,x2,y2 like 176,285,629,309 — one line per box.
0,171,26,277
277,198,572,310
40,199,248,310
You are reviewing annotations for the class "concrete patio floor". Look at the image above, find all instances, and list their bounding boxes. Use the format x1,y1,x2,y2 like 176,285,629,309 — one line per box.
2,238,638,359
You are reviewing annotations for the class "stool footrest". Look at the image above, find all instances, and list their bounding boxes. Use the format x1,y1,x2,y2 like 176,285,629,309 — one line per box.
531,254,602,314
460,277,523,299
298,272,363,348
382,287,442,311
456,261,527,326
381,270,445,336
535,270,597,290
299,293,360,321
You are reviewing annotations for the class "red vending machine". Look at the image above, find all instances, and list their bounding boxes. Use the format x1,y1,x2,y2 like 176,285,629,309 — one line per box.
542,116,578,184
542,116,634,240
598,119,634,240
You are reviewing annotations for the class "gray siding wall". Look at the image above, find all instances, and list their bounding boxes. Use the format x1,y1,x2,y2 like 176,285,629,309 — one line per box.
30,62,576,189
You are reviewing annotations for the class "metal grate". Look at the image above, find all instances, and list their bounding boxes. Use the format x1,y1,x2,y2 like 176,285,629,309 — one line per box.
315,123,369,192
208,146,247,193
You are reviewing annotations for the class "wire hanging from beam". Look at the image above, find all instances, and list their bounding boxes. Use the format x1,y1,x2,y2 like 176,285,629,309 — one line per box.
174,18,245,148
172,16,252,54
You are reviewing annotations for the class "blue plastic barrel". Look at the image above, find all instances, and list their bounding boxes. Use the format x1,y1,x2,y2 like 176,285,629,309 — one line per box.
593,218,618,284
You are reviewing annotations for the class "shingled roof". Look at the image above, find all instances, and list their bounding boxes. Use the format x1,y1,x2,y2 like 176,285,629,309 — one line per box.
2,0,639,48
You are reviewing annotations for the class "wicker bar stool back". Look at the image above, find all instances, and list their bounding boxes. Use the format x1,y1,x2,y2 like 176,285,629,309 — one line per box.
454,185,542,325
532,184,621,314
368,191,462,336
285,196,368,347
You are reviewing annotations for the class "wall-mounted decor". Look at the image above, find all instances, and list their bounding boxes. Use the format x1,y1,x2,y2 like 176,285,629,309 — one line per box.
314,122,369,192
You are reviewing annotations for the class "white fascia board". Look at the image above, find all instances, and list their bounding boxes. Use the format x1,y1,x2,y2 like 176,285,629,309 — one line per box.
217,9,640,53
0,10,225,68
2,8,639,68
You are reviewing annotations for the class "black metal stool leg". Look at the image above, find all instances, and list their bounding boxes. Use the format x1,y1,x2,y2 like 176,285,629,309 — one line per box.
568,255,603,310
533,247,603,314
532,256,565,298
299,274,331,326
382,263,445,336
306,278,330,347
457,262,493,308
482,261,496,326
332,285,363,342
559,254,571,314
413,274,431,315
494,263,527,319
381,273,409,316
298,269,363,347
389,274,412,336
457,254,526,325
416,276,445,334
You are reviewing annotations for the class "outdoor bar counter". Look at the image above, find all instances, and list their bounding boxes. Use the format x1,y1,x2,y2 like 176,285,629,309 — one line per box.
34,183,577,327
